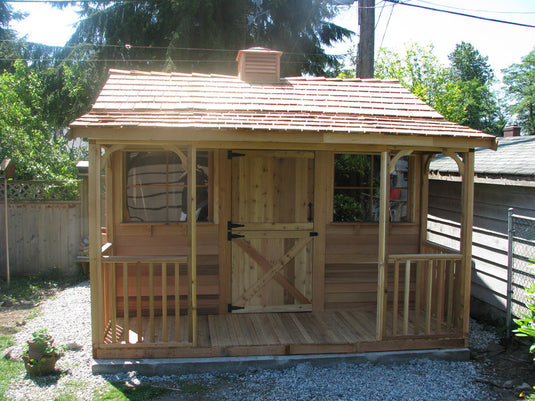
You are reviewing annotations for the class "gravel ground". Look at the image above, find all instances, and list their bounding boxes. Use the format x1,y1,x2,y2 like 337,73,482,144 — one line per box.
5,281,501,401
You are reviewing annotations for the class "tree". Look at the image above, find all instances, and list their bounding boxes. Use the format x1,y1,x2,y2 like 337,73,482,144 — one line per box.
375,43,464,121
0,61,78,180
0,0,23,40
374,42,504,135
59,0,352,77
503,49,535,136
448,42,503,136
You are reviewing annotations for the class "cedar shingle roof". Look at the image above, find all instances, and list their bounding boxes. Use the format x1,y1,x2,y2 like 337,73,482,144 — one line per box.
70,69,496,146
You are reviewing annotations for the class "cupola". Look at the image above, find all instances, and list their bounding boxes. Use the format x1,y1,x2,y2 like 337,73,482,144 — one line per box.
236,47,283,84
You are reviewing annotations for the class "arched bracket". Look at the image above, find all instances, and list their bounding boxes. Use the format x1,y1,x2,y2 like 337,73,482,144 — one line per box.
166,145,189,173
442,151,465,178
423,153,437,173
388,150,413,175
100,145,126,167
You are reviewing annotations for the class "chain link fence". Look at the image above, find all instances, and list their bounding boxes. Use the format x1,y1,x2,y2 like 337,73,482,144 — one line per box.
507,209,535,334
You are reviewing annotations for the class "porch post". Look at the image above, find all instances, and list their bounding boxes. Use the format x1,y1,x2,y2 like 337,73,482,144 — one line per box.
88,141,103,351
376,151,390,340
460,151,475,344
187,145,198,345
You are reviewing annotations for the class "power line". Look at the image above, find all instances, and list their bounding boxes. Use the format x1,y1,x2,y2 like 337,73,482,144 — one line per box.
385,0,535,29
412,0,535,15
0,39,350,58
379,1,396,50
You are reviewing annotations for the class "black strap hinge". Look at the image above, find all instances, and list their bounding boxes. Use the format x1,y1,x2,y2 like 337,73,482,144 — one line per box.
310,231,318,237
228,304,245,312
228,232,245,241
228,150,245,159
227,221,245,230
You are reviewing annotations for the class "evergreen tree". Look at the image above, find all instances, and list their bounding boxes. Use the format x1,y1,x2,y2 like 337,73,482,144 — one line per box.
59,0,351,76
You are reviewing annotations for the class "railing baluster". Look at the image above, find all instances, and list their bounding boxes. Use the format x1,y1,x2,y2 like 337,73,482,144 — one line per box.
123,262,129,344
426,260,433,335
110,262,117,343
436,259,446,334
174,262,180,342
392,260,400,336
447,260,455,328
414,261,422,335
149,262,155,343
162,263,168,342
136,262,142,343
403,260,410,336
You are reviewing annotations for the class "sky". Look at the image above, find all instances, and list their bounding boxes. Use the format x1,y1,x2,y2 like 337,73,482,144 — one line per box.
9,0,535,79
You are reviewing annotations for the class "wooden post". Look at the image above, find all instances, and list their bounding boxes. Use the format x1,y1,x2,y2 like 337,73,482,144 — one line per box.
3,175,9,288
376,151,390,340
357,0,375,78
419,154,432,251
105,163,114,243
1,159,14,288
460,151,474,344
312,151,331,312
187,145,198,345
218,150,232,313
88,141,103,352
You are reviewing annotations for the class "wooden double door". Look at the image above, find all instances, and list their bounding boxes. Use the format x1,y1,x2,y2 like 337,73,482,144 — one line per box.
229,150,315,313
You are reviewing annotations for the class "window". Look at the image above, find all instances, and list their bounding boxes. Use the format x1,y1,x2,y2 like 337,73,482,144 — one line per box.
333,154,409,223
124,151,209,223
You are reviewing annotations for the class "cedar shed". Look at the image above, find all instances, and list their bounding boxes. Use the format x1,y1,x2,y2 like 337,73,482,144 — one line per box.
70,47,497,359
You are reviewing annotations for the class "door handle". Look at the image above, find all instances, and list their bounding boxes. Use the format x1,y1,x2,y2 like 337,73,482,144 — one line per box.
308,202,313,222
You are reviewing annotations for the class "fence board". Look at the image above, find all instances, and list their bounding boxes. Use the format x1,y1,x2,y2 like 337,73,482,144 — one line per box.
0,202,82,276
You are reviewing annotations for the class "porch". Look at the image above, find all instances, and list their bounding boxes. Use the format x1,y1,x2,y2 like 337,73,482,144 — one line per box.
97,309,464,359
93,246,466,359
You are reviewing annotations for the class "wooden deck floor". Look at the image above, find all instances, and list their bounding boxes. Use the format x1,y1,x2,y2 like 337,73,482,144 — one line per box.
97,310,464,359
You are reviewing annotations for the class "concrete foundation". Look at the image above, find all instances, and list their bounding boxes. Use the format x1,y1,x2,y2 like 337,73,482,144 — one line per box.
93,348,470,376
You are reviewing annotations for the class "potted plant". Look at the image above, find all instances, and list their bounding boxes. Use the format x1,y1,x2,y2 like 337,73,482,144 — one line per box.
22,329,63,376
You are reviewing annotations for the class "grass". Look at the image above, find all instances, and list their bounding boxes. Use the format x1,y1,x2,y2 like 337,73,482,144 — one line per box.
0,335,24,400
0,266,87,306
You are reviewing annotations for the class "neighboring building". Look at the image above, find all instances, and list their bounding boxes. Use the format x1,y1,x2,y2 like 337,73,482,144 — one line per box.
69,47,496,360
429,128,535,323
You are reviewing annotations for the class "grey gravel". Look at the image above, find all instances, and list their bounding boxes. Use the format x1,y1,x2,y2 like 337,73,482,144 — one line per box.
5,281,498,400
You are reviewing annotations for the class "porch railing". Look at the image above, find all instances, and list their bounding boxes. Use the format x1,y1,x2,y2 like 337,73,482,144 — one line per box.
100,252,188,346
385,243,463,338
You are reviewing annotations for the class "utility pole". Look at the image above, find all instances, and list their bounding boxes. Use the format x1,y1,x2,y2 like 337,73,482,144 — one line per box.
357,0,375,78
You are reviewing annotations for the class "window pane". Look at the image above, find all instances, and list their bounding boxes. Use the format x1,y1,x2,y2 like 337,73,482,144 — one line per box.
125,151,209,223
334,154,372,187
334,189,372,222
390,156,409,222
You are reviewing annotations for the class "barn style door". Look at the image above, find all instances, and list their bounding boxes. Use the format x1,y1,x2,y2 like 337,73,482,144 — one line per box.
229,150,315,313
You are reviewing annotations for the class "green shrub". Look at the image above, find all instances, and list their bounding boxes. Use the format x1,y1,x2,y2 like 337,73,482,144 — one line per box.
514,282,535,358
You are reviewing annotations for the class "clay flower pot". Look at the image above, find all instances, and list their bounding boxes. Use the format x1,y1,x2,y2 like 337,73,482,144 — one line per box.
22,329,63,376
23,353,60,376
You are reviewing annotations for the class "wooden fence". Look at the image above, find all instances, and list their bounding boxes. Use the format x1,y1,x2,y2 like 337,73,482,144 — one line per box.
0,179,88,277
427,179,535,324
